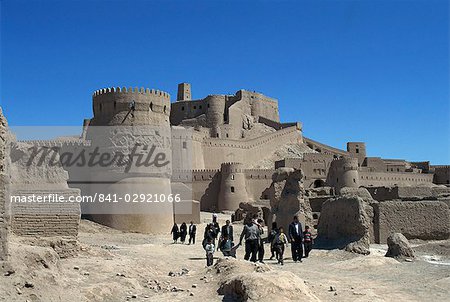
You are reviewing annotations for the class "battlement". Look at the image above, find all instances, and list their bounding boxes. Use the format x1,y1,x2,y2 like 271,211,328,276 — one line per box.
332,157,359,171
91,85,172,124
17,139,91,147
220,162,246,174
244,169,275,179
93,87,170,99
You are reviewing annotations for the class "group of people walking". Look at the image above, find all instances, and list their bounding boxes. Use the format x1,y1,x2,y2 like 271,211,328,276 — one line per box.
268,215,314,265
202,215,237,266
171,214,314,267
170,221,197,245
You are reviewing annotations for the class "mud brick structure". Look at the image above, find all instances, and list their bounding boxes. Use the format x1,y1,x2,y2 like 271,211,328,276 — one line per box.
1,82,448,236
373,201,450,243
0,109,9,261
10,194,80,237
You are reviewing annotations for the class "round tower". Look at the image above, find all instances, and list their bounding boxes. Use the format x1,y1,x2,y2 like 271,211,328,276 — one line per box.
91,87,170,126
328,157,360,193
84,87,173,234
218,162,248,211
205,95,226,138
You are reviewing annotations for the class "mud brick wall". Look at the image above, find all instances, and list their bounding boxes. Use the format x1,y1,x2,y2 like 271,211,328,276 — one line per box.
373,201,450,243
0,176,7,261
0,107,8,261
10,190,81,237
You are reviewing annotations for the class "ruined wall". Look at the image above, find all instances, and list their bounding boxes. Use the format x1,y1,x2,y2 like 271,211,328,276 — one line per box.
9,142,81,237
316,196,374,254
269,168,313,232
366,186,436,202
11,195,80,236
0,108,9,261
373,201,450,243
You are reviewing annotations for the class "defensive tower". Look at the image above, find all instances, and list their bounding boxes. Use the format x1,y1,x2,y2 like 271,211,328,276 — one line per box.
177,83,192,101
327,157,360,192
84,87,174,233
218,162,249,211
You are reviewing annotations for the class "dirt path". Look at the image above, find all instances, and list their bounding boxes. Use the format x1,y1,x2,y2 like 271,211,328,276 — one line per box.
1,214,449,301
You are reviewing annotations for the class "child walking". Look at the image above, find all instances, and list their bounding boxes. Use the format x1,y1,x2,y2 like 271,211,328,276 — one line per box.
303,226,314,258
274,227,288,265
204,238,215,266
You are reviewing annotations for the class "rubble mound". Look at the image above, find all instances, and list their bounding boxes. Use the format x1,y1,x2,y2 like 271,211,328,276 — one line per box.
213,257,271,279
385,233,415,259
21,237,81,259
0,239,81,302
218,270,320,302
330,254,400,270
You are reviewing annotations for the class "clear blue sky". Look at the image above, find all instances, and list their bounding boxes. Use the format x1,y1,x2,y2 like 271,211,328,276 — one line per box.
1,0,449,164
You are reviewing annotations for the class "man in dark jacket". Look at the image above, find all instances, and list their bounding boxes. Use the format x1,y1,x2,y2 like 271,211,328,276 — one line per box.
221,220,234,243
203,223,216,247
288,215,304,262
212,216,220,239
188,221,197,245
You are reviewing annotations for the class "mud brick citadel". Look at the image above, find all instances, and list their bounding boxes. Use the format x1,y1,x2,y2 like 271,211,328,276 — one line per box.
1,82,449,260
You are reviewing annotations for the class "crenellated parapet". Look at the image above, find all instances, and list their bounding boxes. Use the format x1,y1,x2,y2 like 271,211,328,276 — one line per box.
220,162,246,174
17,139,91,147
93,87,170,99
244,169,275,180
91,86,171,126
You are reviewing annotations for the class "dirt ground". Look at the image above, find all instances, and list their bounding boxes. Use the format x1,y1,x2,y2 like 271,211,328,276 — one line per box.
1,212,449,302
